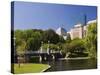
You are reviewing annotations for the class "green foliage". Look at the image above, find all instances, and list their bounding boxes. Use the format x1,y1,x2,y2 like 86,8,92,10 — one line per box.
59,36,65,43
26,31,42,50
15,29,43,54
27,37,41,50
63,38,85,53
16,40,27,55
85,22,97,58
49,44,59,51
14,22,97,59
15,30,27,55
42,29,60,44
70,38,85,53
42,43,59,51
66,33,71,43
15,29,65,54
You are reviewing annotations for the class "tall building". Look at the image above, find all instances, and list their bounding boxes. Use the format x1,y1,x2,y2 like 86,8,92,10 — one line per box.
55,19,97,40
69,19,97,40
56,27,67,40
70,23,83,39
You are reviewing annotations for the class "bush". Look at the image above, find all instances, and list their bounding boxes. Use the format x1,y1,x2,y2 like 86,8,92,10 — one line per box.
68,52,88,58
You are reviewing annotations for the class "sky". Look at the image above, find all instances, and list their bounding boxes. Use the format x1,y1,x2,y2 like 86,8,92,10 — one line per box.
12,1,97,31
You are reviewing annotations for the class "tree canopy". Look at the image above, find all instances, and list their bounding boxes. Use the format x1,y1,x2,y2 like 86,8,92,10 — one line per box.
85,22,97,58
14,22,97,59
15,29,65,54
62,38,85,53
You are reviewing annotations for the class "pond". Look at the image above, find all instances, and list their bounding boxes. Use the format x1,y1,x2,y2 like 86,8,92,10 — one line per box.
42,58,97,72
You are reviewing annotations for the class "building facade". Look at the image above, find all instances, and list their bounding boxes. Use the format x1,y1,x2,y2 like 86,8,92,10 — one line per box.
69,19,97,40
56,27,67,40
70,24,84,39
55,19,97,40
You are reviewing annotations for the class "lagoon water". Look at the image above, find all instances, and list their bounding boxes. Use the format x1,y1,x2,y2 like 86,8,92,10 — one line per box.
42,59,97,72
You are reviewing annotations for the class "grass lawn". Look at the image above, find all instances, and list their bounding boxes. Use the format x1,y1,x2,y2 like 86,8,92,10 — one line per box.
14,63,50,74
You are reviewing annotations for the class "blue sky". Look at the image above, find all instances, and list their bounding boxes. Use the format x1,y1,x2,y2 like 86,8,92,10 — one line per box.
13,1,97,31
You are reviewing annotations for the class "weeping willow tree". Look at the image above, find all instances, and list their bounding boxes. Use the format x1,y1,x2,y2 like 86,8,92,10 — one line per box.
16,40,27,56
85,22,97,58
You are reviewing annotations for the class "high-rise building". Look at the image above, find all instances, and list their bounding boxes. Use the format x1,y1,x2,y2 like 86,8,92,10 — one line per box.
70,23,83,39
69,19,97,40
56,27,67,40
55,19,97,40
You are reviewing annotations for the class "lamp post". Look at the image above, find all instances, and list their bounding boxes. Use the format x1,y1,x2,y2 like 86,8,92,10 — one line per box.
14,37,16,53
14,37,16,63
39,41,43,63
47,40,50,54
58,46,61,53
14,37,22,68
40,41,43,53
14,37,20,68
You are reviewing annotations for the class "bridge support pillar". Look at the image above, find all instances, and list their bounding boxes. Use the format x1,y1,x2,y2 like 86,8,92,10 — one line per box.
44,56,47,61
52,55,55,60
39,55,42,63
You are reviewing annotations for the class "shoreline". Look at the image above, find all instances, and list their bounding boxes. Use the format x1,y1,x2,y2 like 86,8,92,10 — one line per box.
59,57,90,60
41,65,51,72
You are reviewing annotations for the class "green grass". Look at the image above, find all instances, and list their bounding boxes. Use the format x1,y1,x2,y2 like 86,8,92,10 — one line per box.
14,63,50,74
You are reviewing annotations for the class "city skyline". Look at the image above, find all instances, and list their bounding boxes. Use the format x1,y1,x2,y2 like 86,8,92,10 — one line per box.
13,1,97,31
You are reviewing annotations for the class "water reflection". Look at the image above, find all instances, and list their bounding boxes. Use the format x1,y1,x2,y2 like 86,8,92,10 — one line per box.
42,59,97,72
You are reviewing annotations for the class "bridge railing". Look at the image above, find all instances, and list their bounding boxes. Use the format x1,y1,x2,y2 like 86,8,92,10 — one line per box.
16,50,61,55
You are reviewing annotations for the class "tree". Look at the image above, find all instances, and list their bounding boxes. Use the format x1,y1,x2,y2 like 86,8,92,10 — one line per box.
16,40,26,55
70,38,85,53
42,43,61,51
27,37,41,51
15,29,43,51
62,38,85,57
15,30,27,53
66,33,71,43
15,30,27,64
85,22,97,58
59,36,65,43
42,29,59,44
